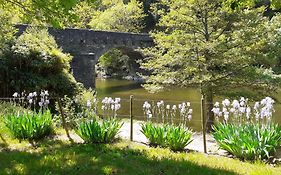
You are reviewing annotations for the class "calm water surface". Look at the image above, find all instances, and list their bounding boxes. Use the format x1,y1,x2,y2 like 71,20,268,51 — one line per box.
96,78,281,131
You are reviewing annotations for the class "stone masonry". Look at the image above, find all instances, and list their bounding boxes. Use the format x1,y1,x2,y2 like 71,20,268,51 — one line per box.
16,25,153,88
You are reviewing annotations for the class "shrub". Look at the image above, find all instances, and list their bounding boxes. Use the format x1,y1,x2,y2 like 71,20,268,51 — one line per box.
212,123,281,160
0,27,80,97
54,89,98,129
5,110,53,141
76,118,123,143
141,122,193,151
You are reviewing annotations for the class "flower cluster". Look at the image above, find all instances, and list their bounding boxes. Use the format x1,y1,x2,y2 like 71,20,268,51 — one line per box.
143,100,193,124
39,90,50,108
212,97,275,124
12,90,49,109
178,102,193,121
101,97,121,117
143,101,152,119
254,97,275,121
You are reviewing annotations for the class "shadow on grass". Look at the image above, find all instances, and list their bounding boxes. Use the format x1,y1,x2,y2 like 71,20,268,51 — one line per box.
0,140,238,175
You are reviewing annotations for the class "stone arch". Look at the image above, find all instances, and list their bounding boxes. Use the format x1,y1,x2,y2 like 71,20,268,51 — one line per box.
93,46,146,80
16,24,154,88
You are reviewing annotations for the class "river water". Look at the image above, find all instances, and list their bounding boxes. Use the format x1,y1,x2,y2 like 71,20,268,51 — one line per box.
96,78,281,131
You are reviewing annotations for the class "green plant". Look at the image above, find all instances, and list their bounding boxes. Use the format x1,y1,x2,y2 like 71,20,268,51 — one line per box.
76,118,123,144
5,110,53,141
54,89,98,129
141,122,167,147
212,123,281,160
165,125,193,151
0,27,80,97
141,122,193,151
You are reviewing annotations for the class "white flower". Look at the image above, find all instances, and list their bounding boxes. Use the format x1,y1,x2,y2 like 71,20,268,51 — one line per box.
224,112,229,122
232,100,240,109
102,97,108,104
12,92,19,98
187,114,192,121
148,113,152,119
114,104,121,111
86,100,91,108
39,102,43,107
101,105,105,110
254,102,260,110
115,97,121,103
239,107,246,113
211,107,220,116
44,90,49,96
214,102,219,107
222,99,230,107
166,105,170,110
230,108,235,113
143,101,151,109
28,99,33,104
28,93,33,98
157,102,162,108
186,102,191,107
44,100,50,106
32,92,37,97
188,109,193,114
108,97,113,103
178,104,182,109
172,105,177,110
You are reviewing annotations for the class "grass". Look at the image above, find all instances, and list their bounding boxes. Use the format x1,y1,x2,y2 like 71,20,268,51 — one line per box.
0,119,281,175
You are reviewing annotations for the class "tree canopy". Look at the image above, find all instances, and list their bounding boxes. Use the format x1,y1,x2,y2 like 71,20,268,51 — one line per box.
89,0,145,33
140,0,281,128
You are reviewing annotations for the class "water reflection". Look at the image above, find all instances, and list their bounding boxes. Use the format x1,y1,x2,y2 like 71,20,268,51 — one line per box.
96,78,281,131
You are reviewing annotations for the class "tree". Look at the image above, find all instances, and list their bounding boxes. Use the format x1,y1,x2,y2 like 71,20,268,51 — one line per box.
0,0,97,28
89,0,145,33
0,9,16,55
141,0,281,130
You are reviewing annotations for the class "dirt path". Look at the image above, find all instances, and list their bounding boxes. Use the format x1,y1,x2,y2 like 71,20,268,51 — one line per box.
56,120,226,155
118,121,226,155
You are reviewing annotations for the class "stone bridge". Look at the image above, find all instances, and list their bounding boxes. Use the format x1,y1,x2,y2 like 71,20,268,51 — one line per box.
17,25,154,88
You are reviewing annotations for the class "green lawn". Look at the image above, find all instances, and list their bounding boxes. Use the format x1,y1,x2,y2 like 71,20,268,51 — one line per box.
1,139,281,175
0,121,281,175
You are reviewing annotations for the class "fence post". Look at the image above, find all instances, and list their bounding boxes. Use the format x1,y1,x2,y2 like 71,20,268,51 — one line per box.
201,95,207,153
57,98,72,142
130,95,134,141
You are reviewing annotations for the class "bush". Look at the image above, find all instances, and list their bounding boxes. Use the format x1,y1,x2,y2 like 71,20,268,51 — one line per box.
76,118,123,144
5,110,53,141
212,123,281,160
54,89,98,129
141,122,193,151
0,27,80,97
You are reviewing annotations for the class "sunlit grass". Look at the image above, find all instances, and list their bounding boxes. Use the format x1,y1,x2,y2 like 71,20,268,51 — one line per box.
0,116,280,175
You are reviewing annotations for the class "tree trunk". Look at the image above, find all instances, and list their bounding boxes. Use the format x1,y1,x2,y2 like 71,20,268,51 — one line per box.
204,88,214,132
